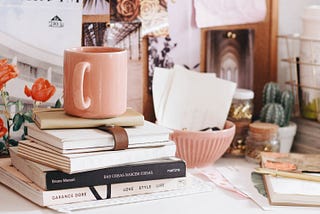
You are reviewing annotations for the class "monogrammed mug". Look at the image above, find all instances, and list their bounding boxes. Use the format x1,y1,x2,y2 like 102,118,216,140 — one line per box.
63,47,127,118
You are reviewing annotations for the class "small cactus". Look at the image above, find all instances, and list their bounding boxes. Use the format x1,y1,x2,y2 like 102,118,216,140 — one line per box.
262,82,281,105
260,103,285,127
260,82,294,127
280,90,294,126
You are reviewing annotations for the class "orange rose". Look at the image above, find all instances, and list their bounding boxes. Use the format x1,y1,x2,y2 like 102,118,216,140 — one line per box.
24,78,56,102
116,0,140,22
0,58,19,90
0,118,7,138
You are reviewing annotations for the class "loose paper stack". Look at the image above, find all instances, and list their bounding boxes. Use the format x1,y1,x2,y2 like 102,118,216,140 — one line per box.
152,65,236,131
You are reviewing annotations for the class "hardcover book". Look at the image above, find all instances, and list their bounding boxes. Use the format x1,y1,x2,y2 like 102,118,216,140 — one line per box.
10,147,186,190
26,120,172,152
260,152,320,206
0,158,186,207
17,140,177,174
32,108,144,129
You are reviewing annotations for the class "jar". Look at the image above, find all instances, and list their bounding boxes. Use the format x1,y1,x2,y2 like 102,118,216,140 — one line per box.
245,122,280,163
224,89,254,157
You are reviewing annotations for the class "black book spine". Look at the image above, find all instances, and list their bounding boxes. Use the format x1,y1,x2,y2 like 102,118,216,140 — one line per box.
46,160,186,190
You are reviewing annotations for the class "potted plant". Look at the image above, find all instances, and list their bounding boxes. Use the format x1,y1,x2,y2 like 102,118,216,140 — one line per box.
259,82,297,153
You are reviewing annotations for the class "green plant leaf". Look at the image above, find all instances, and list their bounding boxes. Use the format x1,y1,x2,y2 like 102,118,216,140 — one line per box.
0,141,4,151
7,101,15,106
24,126,28,136
54,99,62,108
13,113,24,131
16,100,24,112
8,139,18,146
23,111,33,123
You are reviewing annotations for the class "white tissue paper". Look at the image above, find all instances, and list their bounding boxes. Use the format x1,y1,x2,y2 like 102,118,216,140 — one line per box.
153,65,236,131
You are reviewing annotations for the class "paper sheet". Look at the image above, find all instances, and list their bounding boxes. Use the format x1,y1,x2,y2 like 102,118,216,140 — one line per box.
152,67,175,123
194,0,267,28
215,164,272,210
198,167,249,198
154,65,235,131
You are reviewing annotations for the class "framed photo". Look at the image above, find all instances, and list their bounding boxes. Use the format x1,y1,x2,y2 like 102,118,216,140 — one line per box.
206,29,254,90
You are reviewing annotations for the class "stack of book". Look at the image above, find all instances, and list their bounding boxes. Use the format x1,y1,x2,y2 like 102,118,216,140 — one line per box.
0,108,186,207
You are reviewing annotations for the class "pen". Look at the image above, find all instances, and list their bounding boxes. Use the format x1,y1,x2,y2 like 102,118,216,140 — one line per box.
254,168,320,182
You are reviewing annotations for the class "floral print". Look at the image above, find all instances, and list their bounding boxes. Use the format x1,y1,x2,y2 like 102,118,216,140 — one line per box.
116,0,140,22
0,58,19,90
24,78,56,102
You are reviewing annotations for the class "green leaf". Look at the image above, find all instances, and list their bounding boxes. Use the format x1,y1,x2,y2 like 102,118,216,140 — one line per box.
7,101,15,106
23,111,33,123
21,133,26,140
8,139,18,146
0,142,4,151
16,100,24,112
24,126,28,136
13,113,24,131
54,99,62,108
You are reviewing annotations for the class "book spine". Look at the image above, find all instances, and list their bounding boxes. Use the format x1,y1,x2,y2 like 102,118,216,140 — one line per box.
46,161,186,190
43,177,186,206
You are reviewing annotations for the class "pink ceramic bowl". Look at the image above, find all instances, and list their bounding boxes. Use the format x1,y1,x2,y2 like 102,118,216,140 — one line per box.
170,121,235,168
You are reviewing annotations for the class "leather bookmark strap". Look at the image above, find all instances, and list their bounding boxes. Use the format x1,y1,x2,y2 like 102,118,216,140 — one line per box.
97,125,129,150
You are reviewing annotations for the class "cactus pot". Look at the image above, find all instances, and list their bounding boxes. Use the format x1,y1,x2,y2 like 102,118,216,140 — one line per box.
278,121,297,153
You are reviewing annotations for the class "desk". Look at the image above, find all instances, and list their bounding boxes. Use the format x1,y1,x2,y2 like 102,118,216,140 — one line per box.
1,158,319,214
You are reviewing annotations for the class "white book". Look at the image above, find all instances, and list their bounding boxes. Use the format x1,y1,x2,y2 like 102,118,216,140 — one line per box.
26,120,172,151
0,159,186,207
260,152,320,206
17,140,176,174
263,173,320,206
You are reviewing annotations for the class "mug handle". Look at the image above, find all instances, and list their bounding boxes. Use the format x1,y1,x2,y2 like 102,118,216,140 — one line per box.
73,62,91,110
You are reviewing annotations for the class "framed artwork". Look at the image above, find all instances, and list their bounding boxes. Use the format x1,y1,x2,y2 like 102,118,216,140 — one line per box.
206,29,254,90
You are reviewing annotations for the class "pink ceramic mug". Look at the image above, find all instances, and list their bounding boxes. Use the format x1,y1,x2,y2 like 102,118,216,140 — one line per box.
63,47,127,118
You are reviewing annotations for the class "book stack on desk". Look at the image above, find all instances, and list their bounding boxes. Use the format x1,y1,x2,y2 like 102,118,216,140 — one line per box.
0,108,187,207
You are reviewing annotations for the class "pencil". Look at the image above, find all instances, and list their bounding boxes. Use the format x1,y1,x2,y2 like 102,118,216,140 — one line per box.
254,168,320,182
